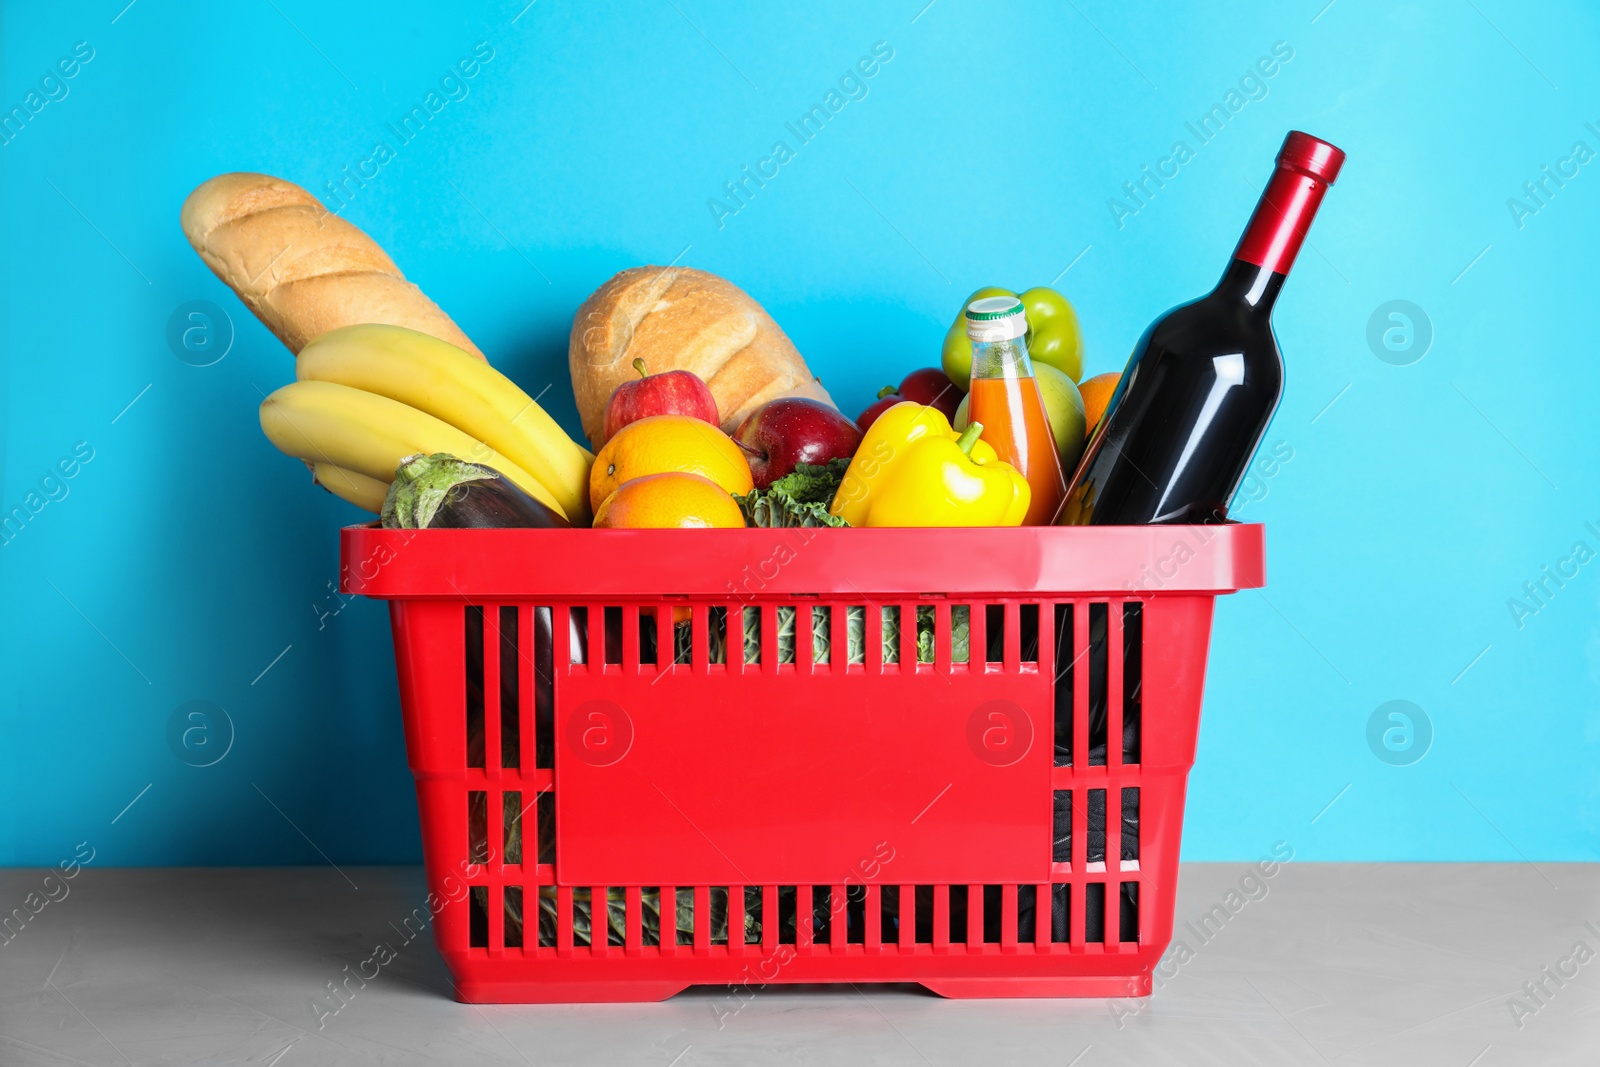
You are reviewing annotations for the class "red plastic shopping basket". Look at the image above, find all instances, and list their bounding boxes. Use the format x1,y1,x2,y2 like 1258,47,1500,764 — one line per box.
342,522,1263,1002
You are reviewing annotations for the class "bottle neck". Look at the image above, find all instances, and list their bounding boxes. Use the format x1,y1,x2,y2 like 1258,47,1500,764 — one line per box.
969,336,1035,380
1226,163,1332,303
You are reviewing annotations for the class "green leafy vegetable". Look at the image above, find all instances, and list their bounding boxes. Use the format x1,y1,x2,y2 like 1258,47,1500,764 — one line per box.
682,603,970,666
736,458,852,528
492,798,760,947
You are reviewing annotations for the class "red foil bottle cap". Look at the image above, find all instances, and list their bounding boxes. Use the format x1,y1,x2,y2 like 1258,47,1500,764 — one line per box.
1277,130,1345,183
1234,131,1345,275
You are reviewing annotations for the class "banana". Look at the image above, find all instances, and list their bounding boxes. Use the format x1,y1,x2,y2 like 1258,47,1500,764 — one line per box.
312,462,389,513
296,324,594,522
260,380,569,520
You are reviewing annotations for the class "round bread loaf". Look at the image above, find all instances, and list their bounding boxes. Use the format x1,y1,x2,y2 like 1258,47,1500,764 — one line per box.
569,266,834,448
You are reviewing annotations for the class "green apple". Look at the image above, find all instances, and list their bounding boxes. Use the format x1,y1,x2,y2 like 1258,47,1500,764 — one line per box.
954,363,1087,472
1019,287,1083,384
942,285,1085,389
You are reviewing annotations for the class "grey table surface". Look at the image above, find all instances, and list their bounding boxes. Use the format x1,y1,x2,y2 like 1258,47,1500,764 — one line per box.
0,864,1594,1066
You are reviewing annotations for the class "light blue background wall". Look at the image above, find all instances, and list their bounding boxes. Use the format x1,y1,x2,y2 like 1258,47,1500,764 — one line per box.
2,0,1595,866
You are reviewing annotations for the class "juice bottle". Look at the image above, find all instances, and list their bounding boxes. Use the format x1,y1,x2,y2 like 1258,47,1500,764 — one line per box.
964,296,1066,526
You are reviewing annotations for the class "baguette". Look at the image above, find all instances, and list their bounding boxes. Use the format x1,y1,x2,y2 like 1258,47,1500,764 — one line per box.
180,172,483,359
569,266,834,448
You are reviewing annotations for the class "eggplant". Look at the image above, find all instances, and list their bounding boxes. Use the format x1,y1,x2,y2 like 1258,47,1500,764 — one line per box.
381,453,569,530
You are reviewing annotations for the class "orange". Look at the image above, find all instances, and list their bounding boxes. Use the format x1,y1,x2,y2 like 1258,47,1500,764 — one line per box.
593,472,746,529
589,415,754,514
1078,372,1121,437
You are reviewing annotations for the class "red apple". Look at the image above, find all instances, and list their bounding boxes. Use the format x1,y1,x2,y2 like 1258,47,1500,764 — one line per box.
603,358,719,444
855,386,901,431
895,367,963,421
734,398,863,489
855,368,965,431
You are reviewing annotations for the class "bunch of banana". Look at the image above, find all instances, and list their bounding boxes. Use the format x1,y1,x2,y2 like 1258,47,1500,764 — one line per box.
259,324,594,523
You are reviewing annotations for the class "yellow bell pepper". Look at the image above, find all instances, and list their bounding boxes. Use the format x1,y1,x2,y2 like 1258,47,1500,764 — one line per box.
830,402,1030,527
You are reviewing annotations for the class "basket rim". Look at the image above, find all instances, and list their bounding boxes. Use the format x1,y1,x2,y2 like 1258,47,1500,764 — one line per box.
340,522,1265,600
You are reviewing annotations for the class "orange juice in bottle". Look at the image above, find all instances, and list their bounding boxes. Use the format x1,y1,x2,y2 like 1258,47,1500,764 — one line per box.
964,296,1066,526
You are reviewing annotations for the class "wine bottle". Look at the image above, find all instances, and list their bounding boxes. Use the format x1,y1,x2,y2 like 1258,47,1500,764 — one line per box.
1057,130,1344,526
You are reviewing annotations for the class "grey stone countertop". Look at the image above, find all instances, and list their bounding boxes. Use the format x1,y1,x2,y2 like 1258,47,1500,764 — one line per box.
0,864,1594,1065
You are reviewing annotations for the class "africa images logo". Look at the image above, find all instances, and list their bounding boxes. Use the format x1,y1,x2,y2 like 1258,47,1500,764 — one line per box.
707,41,895,229
1107,41,1294,229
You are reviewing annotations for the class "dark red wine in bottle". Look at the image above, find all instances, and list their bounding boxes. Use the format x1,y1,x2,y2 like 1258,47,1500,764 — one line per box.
1057,131,1344,526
